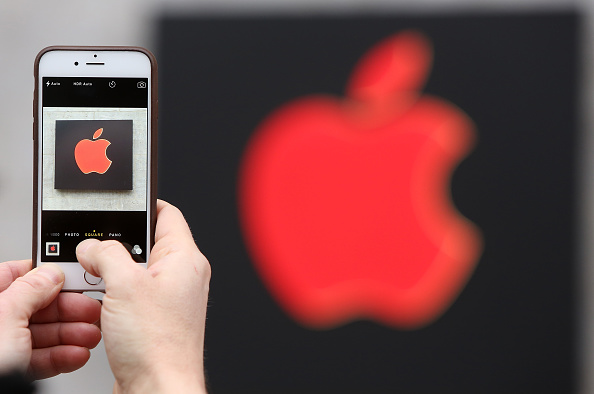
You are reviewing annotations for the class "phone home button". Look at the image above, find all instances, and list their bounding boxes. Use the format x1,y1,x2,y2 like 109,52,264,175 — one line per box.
83,271,103,285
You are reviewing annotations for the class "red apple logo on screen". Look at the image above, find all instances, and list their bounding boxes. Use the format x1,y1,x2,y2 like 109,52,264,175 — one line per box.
74,128,112,174
238,31,483,329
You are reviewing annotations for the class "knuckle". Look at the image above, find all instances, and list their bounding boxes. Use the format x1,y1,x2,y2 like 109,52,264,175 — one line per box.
201,256,211,279
14,272,58,300
193,252,211,281
16,274,46,290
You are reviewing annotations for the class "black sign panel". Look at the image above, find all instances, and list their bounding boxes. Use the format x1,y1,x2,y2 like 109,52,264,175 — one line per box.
54,119,133,190
158,13,579,393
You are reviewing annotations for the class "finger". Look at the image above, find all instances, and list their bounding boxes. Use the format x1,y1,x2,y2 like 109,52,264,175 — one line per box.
29,345,91,379
149,200,203,268
30,322,101,350
76,239,140,287
0,264,64,323
155,199,196,245
31,292,101,324
0,260,32,292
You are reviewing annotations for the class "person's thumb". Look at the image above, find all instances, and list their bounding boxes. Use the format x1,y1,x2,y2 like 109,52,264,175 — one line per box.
76,239,138,289
0,264,64,323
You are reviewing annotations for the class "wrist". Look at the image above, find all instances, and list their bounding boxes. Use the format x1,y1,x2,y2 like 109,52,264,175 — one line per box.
116,366,207,394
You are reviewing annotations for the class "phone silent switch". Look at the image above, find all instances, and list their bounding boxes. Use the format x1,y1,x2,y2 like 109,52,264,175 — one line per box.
84,271,103,285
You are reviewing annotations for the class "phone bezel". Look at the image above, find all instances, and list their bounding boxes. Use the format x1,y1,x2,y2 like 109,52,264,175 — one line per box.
33,46,158,292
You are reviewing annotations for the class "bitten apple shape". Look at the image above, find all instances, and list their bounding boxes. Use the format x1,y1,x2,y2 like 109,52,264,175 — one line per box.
238,31,483,329
74,127,112,174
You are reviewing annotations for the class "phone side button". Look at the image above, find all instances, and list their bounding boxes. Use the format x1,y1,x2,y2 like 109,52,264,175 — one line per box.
83,271,103,285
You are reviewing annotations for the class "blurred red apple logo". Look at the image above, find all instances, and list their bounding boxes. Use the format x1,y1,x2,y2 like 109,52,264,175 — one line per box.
238,31,483,329
74,127,112,174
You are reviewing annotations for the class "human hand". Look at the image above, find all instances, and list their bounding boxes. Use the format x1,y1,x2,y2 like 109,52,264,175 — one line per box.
0,260,102,379
76,200,211,394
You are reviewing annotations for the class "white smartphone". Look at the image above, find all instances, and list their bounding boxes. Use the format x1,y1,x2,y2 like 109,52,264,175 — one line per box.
33,47,158,291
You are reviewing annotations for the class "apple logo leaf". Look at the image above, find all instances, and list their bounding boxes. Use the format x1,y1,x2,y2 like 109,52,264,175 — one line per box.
346,30,432,103
93,128,104,140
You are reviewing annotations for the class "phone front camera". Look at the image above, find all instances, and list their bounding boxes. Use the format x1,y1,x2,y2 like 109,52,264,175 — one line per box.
74,61,79,66
94,54,97,58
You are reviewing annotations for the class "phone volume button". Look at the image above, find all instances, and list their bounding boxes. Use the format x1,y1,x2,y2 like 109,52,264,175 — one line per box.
33,96,37,140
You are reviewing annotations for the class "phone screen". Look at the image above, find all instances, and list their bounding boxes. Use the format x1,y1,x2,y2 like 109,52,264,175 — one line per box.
39,77,150,263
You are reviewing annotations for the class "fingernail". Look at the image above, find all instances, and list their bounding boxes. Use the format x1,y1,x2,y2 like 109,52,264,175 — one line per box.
37,263,64,285
77,239,98,255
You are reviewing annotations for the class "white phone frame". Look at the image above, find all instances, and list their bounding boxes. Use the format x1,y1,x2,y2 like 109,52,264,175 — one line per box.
35,48,153,291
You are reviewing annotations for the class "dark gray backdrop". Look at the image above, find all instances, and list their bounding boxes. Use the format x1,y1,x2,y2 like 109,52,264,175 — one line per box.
157,12,579,393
